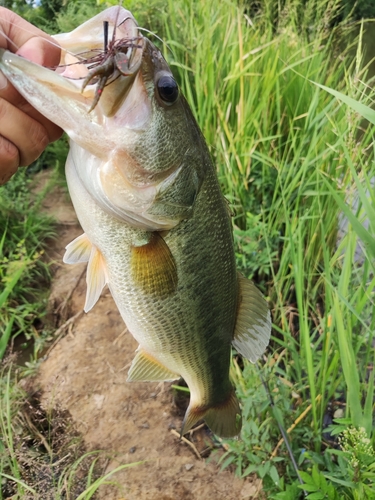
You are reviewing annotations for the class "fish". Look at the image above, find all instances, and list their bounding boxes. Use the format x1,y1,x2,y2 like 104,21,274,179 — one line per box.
0,6,271,437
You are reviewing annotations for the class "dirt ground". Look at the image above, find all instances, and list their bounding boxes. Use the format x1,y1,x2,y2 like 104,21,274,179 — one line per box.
32,175,263,499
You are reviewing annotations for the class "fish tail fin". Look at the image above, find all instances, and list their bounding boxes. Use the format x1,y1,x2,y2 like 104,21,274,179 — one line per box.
181,390,242,438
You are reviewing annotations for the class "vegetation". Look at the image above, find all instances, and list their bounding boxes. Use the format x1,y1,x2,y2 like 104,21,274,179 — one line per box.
0,169,58,360
149,0,375,497
246,0,375,28
1,0,375,497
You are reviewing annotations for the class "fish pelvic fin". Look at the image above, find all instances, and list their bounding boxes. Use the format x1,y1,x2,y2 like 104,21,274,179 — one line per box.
63,233,92,264
181,390,242,438
84,246,108,312
127,347,179,382
232,274,272,363
63,233,108,312
131,232,177,297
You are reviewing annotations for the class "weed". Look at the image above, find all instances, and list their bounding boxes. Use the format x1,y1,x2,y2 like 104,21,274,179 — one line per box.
0,169,58,359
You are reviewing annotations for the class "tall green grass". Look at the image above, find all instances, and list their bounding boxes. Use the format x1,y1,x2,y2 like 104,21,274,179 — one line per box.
0,170,58,360
144,0,375,496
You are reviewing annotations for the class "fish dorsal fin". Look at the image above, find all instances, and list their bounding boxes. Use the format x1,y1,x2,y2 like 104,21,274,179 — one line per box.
63,233,92,264
131,232,177,297
127,347,179,382
84,246,108,313
232,274,272,362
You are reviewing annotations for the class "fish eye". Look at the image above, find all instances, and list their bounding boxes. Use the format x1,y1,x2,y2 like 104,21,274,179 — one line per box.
156,75,179,104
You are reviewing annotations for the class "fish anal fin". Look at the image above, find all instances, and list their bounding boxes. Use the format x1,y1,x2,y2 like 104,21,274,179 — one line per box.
181,389,242,438
84,246,108,313
127,348,179,382
232,274,272,363
131,232,177,297
63,233,92,264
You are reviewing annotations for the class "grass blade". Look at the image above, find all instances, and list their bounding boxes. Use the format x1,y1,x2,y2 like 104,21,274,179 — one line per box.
0,315,14,359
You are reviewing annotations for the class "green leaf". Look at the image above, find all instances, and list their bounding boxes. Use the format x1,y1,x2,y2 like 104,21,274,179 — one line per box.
300,484,319,493
312,82,375,126
363,353,375,437
219,454,236,471
269,465,280,485
0,472,37,494
306,493,325,500
75,462,144,500
0,258,30,308
321,177,375,260
0,315,14,359
333,294,362,427
324,474,354,488
327,483,337,499
311,465,321,486
298,471,316,485
318,472,328,492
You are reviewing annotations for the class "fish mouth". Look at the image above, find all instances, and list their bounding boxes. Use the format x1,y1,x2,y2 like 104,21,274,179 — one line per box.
54,13,145,117
0,8,146,150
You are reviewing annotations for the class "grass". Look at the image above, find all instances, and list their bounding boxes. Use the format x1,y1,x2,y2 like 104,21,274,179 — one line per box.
0,169,58,360
149,0,375,496
1,0,375,497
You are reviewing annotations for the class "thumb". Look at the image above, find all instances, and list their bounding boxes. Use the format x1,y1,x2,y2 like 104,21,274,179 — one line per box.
16,36,61,68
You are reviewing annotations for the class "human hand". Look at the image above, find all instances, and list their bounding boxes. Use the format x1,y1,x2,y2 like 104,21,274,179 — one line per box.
0,8,63,184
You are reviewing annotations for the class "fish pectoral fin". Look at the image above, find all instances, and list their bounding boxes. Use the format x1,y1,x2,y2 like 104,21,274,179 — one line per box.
232,274,272,362
131,232,177,297
127,348,179,382
84,246,108,313
181,390,242,438
63,233,92,264
63,234,107,312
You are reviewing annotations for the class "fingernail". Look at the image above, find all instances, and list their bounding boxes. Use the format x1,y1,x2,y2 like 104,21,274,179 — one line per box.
0,71,8,90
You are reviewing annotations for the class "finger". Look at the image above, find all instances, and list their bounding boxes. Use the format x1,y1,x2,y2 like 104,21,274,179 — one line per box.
0,8,63,178
0,8,56,52
0,37,62,143
17,35,61,68
0,98,49,166
0,134,19,185
0,81,63,143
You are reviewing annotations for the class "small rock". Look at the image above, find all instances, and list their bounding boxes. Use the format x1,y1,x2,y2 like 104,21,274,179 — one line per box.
333,408,344,419
185,464,194,471
240,478,263,498
92,393,105,409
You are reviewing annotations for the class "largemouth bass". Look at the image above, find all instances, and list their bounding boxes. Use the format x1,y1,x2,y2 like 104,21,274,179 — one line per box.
0,7,271,437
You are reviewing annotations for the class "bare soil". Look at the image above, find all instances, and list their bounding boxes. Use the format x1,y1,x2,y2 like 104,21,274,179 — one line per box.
32,175,262,499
